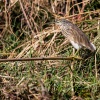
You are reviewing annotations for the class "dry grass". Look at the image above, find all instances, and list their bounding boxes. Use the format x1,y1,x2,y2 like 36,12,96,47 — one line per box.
0,0,100,99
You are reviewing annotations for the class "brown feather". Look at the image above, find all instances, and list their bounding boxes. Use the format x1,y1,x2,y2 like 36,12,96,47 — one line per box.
56,19,96,51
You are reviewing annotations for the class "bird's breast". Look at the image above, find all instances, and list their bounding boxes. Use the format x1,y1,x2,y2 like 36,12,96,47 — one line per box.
70,40,82,50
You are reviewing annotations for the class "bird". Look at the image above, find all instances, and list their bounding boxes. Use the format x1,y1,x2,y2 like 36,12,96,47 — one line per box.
55,19,96,52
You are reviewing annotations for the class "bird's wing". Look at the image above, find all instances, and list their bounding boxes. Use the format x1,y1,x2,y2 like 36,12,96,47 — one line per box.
66,23,95,51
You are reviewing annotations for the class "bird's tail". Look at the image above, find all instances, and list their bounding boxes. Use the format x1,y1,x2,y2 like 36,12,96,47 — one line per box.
90,43,96,52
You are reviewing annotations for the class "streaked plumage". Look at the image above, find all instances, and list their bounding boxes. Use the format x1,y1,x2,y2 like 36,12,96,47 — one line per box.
55,19,96,52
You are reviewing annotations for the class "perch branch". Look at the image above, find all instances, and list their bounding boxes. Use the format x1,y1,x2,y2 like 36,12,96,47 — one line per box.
0,56,82,62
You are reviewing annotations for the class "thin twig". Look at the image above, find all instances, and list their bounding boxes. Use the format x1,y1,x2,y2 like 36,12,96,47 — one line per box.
0,56,82,62
16,77,25,87
0,75,14,78
19,0,35,36
66,9,100,18
70,48,75,96
95,54,97,79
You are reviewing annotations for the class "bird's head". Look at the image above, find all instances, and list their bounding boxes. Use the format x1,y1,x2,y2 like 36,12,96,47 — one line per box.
55,19,67,26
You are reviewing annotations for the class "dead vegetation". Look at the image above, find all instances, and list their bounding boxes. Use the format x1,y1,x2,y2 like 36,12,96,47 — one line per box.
0,0,100,99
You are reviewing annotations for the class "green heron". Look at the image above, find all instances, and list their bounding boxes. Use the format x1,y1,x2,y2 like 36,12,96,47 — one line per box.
55,19,96,52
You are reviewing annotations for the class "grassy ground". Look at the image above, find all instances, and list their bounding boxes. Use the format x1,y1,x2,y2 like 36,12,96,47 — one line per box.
0,0,100,99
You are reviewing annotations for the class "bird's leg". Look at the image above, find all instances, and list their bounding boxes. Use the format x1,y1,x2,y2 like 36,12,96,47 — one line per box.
72,48,79,57
72,48,82,59
74,49,80,57
70,48,76,58
73,48,75,55
70,48,75,96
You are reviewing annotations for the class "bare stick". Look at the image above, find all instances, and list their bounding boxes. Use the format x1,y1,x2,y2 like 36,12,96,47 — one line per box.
19,0,35,35
0,56,82,62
